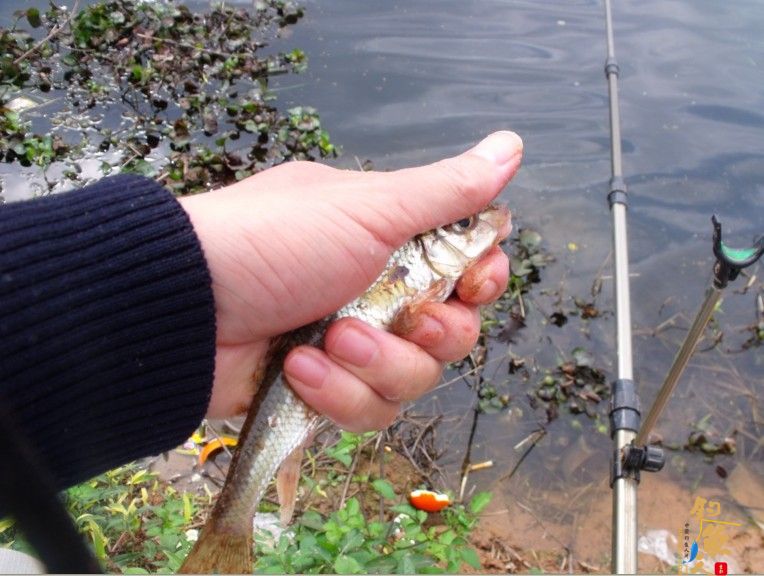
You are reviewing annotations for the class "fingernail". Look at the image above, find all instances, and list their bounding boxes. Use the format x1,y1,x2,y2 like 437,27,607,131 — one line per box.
285,349,330,389
414,313,445,345
469,131,524,166
332,324,378,367
475,279,500,303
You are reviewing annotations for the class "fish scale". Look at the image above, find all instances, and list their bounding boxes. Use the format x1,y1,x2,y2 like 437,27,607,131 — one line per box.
179,204,509,574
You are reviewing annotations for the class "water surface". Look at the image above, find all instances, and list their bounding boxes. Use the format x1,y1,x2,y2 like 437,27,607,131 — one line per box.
262,1,763,570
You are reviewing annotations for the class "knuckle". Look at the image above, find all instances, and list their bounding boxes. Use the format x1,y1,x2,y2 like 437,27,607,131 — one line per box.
375,402,401,430
434,157,484,204
376,344,439,402
441,314,480,362
291,160,335,174
343,399,399,433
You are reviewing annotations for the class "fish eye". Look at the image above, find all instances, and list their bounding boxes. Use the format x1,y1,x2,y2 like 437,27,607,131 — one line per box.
448,216,479,234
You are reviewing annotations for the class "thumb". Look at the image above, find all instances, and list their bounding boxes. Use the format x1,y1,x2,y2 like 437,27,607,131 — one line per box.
361,131,523,247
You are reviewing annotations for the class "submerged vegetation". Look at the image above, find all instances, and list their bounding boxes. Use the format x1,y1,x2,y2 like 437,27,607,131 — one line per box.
530,348,609,426
0,0,335,196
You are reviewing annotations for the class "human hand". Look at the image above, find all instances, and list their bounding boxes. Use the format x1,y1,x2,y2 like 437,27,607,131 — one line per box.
178,131,523,430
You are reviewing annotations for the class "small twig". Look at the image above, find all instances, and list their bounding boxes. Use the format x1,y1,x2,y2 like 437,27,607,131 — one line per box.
134,32,237,59
14,0,81,66
207,457,228,482
517,290,526,319
199,469,225,488
378,430,387,523
578,560,600,573
652,312,685,336
109,531,130,555
498,428,547,483
431,353,507,393
458,401,481,502
399,437,426,476
466,460,493,472
338,443,361,509
205,421,234,459
410,415,440,455
591,250,611,298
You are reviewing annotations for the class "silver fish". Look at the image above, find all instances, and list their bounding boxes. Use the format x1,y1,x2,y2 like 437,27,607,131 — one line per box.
179,204,510,574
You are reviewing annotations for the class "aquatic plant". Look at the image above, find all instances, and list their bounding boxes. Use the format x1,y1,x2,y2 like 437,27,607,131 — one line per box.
0,0,335,195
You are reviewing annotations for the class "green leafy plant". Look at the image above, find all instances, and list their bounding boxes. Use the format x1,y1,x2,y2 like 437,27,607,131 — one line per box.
476,381,511,414
253,488,491,574
324,431,376,467
0,464,205,573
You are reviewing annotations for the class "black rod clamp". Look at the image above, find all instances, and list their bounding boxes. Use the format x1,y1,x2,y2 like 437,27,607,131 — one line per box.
609,378,665,486
611,443,666,486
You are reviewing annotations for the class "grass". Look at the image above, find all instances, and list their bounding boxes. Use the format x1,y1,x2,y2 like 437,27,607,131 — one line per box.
0,431,494,574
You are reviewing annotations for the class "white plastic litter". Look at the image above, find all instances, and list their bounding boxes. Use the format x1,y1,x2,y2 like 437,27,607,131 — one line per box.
0,549,45,574
252,511,294,551
638,529,677,566
638,529,741,574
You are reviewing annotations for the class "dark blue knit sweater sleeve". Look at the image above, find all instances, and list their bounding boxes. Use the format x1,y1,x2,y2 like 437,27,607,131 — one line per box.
0,174,216,489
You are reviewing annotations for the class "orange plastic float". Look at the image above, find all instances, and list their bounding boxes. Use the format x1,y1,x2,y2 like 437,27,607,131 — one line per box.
408,489,451,512
198,436,238,466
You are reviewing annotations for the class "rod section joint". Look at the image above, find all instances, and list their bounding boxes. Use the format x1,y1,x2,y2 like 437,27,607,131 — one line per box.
609,378,640,436
605,56,620,78
608,176,628,208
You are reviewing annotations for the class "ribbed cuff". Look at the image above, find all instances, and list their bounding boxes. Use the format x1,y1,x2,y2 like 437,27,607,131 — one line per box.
0,174,216,489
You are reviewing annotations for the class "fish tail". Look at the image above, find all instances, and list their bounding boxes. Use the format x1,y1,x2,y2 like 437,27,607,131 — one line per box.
178,519,252,574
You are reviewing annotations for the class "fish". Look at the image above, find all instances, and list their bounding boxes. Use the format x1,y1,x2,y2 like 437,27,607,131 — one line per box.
178,204,511,574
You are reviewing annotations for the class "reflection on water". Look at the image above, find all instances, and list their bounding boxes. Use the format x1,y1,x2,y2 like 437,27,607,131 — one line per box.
3,0,763,571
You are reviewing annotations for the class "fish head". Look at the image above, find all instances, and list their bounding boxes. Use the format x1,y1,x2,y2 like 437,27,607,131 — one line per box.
418,204,511,280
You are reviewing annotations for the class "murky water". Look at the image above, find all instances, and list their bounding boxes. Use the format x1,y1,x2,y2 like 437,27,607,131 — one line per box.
2,0,762,571
257,1,763,571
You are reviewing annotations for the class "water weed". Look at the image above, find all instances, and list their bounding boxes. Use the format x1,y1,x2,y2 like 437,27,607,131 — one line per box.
0,0,336,194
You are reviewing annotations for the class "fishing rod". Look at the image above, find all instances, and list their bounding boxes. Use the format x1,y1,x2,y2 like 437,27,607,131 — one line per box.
602,0,646,571
0,404,101,573
603,2,764,573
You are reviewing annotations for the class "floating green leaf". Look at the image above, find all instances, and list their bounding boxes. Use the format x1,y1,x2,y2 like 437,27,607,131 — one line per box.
26,8,42,28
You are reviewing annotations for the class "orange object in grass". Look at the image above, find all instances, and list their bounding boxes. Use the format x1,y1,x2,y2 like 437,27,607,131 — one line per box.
408,489,451,512
198,436,238,466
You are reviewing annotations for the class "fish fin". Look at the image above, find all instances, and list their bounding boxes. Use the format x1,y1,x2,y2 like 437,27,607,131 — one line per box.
276,428,315,526
276,445,302,526
178,521,252,574
390,279,450,335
